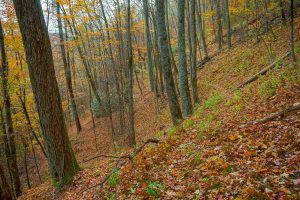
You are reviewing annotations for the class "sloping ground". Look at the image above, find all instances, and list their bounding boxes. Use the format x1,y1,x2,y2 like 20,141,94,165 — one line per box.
94,22,300,199
19,20,300,199
18,81,167,199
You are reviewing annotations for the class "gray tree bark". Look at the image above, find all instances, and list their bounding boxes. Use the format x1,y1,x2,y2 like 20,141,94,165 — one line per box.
156,0,183,124
177,0,193,117
190,0,200,104
215,0,223,50
143,0,156,93
127,0,136,147
196,0,208,58
224,0,232,48
290,0,296,63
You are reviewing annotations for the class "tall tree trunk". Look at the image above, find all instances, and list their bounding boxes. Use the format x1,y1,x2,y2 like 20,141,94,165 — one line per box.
0,19,21,197
56,3,81,134
215,0,223,50
0,164,14,200
264,0,270,32
30,136,42,183
127,0,136,147
16,92,48,159
165,0,179,94
0,106,14,200
13,0,79,187
156,0,183,125
290,0,296,63
196,0,208,58
224,0,232,48
280,0,286,26
254,0,260,44
143,0,156,93
22,139,31,189
190,0,200,104
177,0,193,117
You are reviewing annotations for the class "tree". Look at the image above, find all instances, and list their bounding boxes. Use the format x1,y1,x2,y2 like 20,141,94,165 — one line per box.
177,0,193,117
196,0,208,58
143,0,156,94
12,0,79,187
224,0,232,48
156,0,183,124
215,0,223,50
0,19,21,197
56,2,82,134
127,0,136,147
190,0,200,104
290,0,296,63
0,164,13,200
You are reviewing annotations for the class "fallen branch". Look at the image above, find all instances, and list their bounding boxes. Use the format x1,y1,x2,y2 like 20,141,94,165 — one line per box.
82,154,121,163
240,102,300,128
198,56,212,68
81,138,159,192
236,51,291,90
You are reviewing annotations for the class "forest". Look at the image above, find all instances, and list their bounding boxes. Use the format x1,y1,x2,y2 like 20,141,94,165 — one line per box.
0,0,299,199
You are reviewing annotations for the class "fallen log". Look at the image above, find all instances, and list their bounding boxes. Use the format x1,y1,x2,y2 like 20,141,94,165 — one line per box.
81,138,159,192
198,56,212,69
240,102,300,128
236,51,291,90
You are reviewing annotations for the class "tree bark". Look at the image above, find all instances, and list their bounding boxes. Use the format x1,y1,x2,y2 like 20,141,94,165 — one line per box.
215,0,223,50
143,0,156,93
13,0,79,187
196,0,208,58
0,164,14,200
127,0,136,147
224,0,232,48
290,0,296,63
190,0,200,104
156,0,183,124
177,0,193,117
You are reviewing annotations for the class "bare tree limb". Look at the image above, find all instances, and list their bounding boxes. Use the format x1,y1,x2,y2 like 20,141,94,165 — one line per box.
81,139,159,192
236,52,291,90
240,103,300,128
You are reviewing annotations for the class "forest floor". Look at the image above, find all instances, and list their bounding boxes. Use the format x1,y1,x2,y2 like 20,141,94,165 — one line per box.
19,20,300,199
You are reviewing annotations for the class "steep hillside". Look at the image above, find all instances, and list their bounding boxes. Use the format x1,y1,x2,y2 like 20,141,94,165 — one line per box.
19,18,300,200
